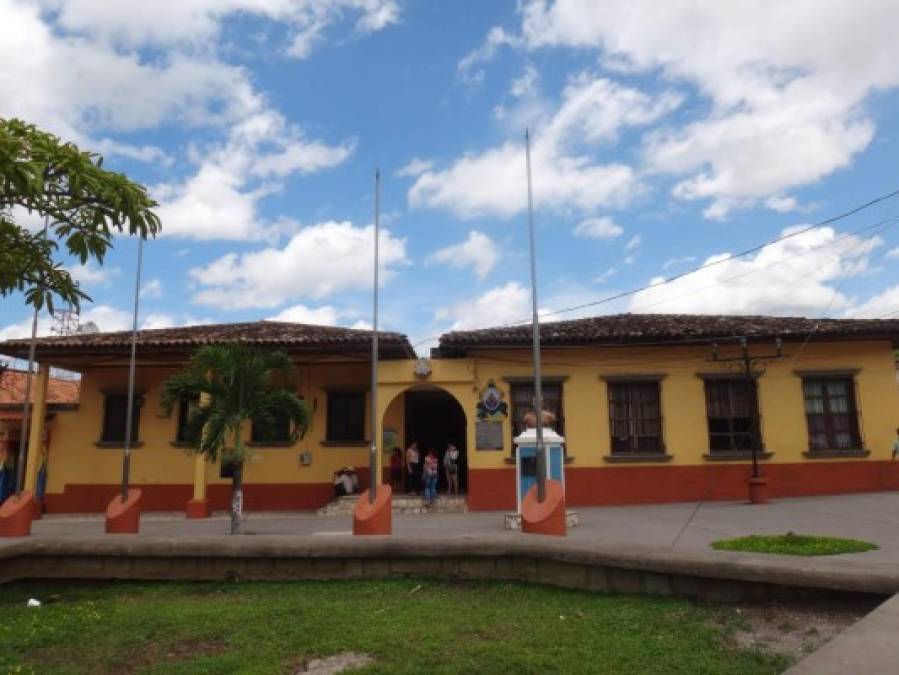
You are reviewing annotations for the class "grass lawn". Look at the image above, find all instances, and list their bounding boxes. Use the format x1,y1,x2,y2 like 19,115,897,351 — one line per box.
0,579,790,675
712,533,878,556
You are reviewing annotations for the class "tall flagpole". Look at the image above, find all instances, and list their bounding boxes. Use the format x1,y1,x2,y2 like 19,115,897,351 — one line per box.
369,168,380,504
525,129,546,504
120,235,144,502
14,216,49,496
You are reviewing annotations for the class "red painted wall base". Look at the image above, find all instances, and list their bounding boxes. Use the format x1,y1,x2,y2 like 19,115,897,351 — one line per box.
44,482,334,513
185,498,212,518
0,491,34,537
353,485,392,535
105,489,142,534
467,460,899,511
521,480,566,537
39,460,899,516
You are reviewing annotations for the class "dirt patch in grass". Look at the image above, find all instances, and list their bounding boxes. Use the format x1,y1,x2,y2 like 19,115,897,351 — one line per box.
133,638,227,671
291,652,374,674
711,596,880,660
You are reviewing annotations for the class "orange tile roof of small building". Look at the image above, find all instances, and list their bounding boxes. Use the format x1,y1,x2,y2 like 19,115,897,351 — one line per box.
0,369,80,406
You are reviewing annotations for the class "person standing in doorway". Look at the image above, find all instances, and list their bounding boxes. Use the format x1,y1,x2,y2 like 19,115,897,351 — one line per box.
444,443,460,496
422,448,439,507
405,442,420,495
390,447,403,491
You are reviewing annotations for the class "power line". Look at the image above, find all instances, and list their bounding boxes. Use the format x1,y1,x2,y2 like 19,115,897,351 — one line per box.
532,192,899,323
414,189,899,350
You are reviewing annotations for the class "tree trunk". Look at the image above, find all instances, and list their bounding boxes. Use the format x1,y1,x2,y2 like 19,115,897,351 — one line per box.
230,460,244,535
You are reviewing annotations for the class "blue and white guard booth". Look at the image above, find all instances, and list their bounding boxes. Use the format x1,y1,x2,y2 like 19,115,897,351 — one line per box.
513,427,566,513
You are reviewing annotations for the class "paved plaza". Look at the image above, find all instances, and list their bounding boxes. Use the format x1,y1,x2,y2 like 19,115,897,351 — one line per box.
10,491,899,563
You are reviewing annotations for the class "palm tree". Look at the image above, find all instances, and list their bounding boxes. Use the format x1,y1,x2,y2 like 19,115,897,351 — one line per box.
161,345,309,534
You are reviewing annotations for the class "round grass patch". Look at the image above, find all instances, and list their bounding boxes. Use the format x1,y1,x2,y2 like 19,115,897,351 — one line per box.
712,532,878,556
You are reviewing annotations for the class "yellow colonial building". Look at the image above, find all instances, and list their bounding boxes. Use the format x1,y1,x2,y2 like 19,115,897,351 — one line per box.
1,313,898,514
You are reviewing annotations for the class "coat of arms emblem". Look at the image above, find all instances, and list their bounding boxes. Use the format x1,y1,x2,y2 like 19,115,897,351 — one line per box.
477,380,507,420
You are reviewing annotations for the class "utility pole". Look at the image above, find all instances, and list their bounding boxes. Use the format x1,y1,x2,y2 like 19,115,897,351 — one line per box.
710,337,783,478
369,168,380,505
525,128,546,504
15,216,48,496
120,236,144,502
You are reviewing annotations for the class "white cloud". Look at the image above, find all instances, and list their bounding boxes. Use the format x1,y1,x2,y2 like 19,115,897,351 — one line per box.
457,26,520,84
848,286,899,319
395,158,433,178
189,220,407,309
0,304,133,341
0,0,383,182
66,262,120,287
629,226,882,316
0,0,260,159
268,304,342,326
44,0,399,57
436,281,532,331
512,0,899,217
625,235,642,251
765,195,799,214
140,278,163,300
510,64,540,99
573,217,623,239
661,256,697,270
425,231,500,281
409,72,676,218
886,247,899,260
594,268,616,284
154,111,354,241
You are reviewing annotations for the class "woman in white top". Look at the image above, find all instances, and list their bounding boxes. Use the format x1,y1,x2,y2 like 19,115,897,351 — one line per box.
405,442,420,495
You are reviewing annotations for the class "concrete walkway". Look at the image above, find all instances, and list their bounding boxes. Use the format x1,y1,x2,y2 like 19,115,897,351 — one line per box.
12,491,899,562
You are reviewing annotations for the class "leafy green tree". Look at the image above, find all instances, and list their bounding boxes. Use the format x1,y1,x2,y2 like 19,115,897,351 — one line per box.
161,345,310,534
0,118,160,311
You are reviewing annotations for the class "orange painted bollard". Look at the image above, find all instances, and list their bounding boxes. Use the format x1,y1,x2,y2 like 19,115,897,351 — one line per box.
31,498,43,521
353,485,392,535
0,491,35,537
521,479,566,537
185,498,211,519
748,476,769,505
105,489,143,534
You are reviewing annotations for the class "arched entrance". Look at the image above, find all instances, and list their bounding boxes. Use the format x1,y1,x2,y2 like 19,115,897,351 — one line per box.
385,385,468,494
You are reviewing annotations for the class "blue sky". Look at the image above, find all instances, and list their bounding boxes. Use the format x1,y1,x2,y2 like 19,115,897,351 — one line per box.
3,0,899,353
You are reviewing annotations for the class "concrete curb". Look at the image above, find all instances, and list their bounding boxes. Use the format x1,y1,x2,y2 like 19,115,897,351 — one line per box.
786,593,899,674
2,535,898,600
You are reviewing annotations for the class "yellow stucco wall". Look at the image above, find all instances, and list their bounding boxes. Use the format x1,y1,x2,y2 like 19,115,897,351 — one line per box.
40,339,899,494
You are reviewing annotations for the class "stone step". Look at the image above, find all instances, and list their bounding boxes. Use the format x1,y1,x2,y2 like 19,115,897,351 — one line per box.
502,511,580,530
316,495,468,517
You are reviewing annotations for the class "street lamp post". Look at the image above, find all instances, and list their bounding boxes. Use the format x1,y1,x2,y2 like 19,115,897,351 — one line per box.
710,337,783,486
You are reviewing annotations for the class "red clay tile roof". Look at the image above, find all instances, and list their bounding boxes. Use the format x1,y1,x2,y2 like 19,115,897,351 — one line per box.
0,369,80,405
0,321,414,360
438,313,899,352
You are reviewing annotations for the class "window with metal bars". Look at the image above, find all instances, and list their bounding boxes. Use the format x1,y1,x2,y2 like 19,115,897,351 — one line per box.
608,381,663,454
802,377,861,451
704,378,761,453
101,393,140,443
326,391,366,443
175,395,200,443
251,409,292,443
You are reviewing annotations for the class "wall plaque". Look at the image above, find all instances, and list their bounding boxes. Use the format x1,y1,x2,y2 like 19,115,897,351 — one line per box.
475,420,503,450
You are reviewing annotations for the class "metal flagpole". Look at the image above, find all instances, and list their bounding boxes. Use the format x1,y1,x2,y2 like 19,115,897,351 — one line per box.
14,216,49,496
120,235,144,502
525,128,546,504
369,168,380,504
